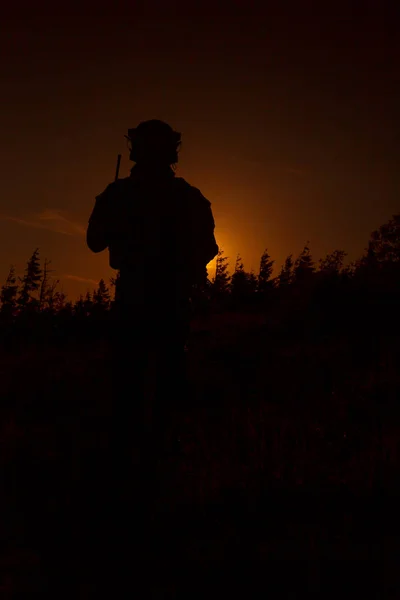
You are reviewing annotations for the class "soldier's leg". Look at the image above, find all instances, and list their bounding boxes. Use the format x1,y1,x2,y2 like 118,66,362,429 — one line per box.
151,318,189,458
108,314,153,584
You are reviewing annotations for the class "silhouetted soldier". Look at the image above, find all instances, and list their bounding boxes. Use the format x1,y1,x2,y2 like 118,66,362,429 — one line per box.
86,119,218,532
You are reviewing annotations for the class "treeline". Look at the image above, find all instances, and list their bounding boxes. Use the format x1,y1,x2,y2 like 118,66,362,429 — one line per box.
0,249,117,320
203,213,400,323
0,214,399,344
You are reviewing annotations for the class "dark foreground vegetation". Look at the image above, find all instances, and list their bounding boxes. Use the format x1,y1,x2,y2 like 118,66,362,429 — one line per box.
1,214,400,597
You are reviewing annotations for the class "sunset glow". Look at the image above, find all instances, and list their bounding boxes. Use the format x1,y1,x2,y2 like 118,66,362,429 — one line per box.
0,5,397,301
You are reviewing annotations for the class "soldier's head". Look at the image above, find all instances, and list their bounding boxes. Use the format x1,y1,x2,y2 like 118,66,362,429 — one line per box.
125,120,181,168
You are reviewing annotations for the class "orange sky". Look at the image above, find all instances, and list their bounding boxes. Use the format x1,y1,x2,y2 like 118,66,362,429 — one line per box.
0,2,398,301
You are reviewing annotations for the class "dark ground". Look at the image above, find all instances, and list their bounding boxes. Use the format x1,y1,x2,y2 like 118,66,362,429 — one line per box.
1,311,400,597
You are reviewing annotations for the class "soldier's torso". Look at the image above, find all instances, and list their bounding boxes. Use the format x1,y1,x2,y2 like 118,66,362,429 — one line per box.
108,173,194,305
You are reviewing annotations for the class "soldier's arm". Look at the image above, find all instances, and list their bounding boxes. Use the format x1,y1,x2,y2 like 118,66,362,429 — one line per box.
190,188,219,281
194,190,219,264
201,201,219,265
86,185,112,253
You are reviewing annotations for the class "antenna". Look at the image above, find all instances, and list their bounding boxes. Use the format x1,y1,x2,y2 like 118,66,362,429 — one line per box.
115,154,122,181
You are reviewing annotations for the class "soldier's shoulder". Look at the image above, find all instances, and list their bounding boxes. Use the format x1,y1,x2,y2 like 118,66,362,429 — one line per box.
174,177,211,206
96,177,133,199
110,177,133,191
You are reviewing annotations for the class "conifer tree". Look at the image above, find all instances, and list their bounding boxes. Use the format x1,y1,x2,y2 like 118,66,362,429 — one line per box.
318,250,347,276
258,249,275,293
293,244,315,284
211,249,231,296
278,254,294,287
230,254,247,297
93,278,111,309
83,291,93,316
0,266,19,315
17,248,42,309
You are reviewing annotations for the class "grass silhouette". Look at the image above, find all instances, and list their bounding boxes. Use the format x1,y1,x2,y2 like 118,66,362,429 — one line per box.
1,310,399,597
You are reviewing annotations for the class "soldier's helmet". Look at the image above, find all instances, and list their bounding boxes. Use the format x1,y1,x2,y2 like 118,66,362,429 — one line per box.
125,120,182,166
